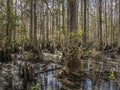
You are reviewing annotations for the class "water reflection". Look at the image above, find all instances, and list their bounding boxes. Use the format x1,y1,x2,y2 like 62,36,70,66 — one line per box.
0,60,120,90
40,71,62,90
86,78,92,90
39,71,119,90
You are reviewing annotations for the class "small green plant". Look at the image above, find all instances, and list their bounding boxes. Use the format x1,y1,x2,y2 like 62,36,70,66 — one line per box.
30,83,41,90
89,48,101,57
109,71,115,79
70,29,84,39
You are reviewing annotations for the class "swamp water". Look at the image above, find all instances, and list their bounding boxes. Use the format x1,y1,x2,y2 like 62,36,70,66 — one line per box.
0,55,120,90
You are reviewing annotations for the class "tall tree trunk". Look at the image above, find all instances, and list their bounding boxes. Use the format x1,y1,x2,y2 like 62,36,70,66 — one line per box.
52,0,55,39
81,0,84,30
68,0,77,32
110,0,113,44
87,0,89,43
46,0,49,44
30,0,33,44
67,0,70,33
6,0,11,47
119,0,120,47
13,0,17,42
105,0,108,45
34,0,37,47
42,1,45,49
58,0,61,43
81,0,84,45
99,0,103,50
67,0,81,72
83,0,87,47
62,0,65,35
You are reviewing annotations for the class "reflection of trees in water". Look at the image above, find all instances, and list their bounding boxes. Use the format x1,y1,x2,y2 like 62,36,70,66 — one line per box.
40,71,61,90
0,61,120,90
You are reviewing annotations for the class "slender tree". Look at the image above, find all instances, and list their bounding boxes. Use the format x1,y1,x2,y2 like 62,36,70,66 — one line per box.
83,0,87,47
119,0,120,47
99,0,103,50
30,0,33,44
6,0,12,47
34,0,37,47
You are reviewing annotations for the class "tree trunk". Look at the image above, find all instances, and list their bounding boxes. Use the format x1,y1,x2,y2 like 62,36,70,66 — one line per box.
34,0,37,47
62,0,65,35
6,0,11,47
30,0,33,44
119,0,120,47
83,0,87,47
46,0,49,44
67,0,81,72
99,0,103,50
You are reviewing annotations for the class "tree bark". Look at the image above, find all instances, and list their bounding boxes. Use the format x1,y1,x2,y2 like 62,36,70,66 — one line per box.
83,0,87,47
118,0,120,47
99,0,103,50
30,0,33,43
34,0,37,47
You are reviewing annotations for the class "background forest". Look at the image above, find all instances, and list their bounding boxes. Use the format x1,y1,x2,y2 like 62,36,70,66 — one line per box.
0,0,120,90
0,0,120,50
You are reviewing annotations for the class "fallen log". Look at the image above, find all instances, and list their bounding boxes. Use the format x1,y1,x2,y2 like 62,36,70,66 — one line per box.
36,66,62,74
